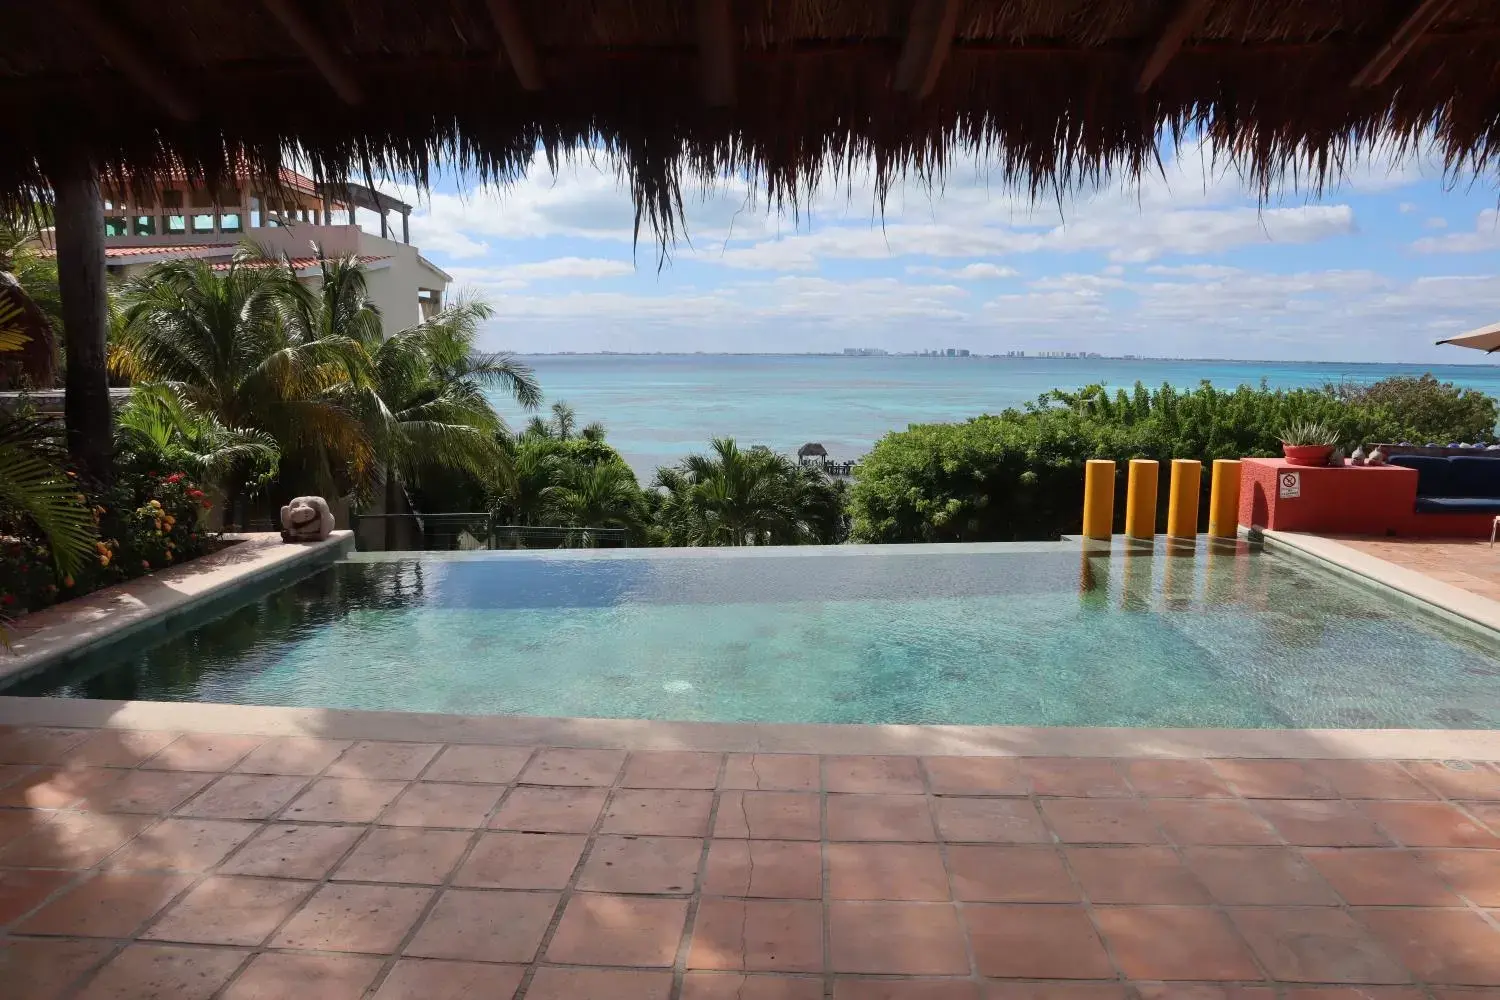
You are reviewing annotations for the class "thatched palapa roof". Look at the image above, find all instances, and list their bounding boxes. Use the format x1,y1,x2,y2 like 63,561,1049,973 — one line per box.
5,1,1499,243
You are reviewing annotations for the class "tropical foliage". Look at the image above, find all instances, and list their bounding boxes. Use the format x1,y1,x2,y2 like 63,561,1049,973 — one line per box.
0,212,59,388
850,377,1500,543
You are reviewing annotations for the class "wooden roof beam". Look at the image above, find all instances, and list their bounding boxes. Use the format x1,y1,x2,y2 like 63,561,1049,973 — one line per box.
1135,0,1212,93
698,0,737,107
894,0,963,98
259,0,364,104
1351,0,1457,88
485,0,545,91
57,0,198,122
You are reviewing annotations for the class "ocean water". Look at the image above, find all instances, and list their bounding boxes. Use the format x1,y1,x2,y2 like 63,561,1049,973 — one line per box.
494,355,1500,477
27,543,1500,728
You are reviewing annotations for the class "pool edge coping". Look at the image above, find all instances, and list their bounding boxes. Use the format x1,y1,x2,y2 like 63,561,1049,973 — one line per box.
2,696,1497,760
0,531,353,688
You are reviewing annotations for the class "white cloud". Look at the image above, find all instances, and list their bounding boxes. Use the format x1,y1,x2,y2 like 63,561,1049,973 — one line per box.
445,257,634,292
1399,202,1418,214
1424,216,1449,230
906,262,1018,280
1412,209,1500,253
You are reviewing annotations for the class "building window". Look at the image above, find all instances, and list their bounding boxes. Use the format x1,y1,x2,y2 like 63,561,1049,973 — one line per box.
165,215,187,235
191,214,216,234
219,213,243,233
104,216,128,236
133,215,156,236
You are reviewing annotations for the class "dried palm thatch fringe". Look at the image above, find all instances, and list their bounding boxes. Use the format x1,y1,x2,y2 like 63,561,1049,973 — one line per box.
3,0,1497,251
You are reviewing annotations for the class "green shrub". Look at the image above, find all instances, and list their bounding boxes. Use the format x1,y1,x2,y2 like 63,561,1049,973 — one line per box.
850,377,1499,543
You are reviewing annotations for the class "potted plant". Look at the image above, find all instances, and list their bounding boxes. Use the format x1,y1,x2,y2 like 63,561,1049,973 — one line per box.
1279,420,1340,467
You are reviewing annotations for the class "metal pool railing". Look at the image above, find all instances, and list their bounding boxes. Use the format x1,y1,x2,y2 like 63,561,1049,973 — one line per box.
351,513,630,552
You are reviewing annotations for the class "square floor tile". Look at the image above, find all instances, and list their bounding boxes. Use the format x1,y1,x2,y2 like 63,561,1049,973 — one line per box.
982,984,1127,1000
1230,907,1408,984
1402,761,1500,801
0,765,119,809
421,745,533,783
1023,758,1132,798
371,958,526,1000
1127,988,1272,1000
232,737,350,776
0,806,48,850
623,751,723,789
279,777,408,823
828,842,950,900
933,797,1049,843
1358,907,1500,985
103,817,258,872
715,791,821,840
922,757,1028,796
380,782,501,828
454,830,587,889
828,794,936,841
547,893,689,967
1308,760,1436,800
1146,799,1277,846
66,730,178,768
0,867,76,924
1359,801,1500,848
529,966,674,1000
1092,906,1261,980
689,898,823,972
17,872,191,937
964,903,1113,978
74,943,246,1000
602,788,713,836
838,980,985,1000
829,901,969,975
175,774,308,820
79,770,215,815
334,827,471,884
703,839,821,898
722,755,821,792
826,756,926,794
1264,991,1416,1000
1210,759,1337,799
1304,848,1461,905
218,822,363,879
326,741,441,780
520,748,626,787
271,882,433,953
1042,799,1164,844
143,875,311,946
577,834,701,894
1064,846,1210,904
1184,847,1339,905
405,887,558,963
947,844,1078,902
0,812,154,868
0,938,115,1000
222,952,382,1000
1123,759,1233,798
1416,848,1500,905
490,785,608,833
140,733,264,772
0,727,90,765
1253,799,1392,847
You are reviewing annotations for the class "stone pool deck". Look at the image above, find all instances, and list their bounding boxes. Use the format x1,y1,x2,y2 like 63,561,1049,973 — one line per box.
1,702,1499,999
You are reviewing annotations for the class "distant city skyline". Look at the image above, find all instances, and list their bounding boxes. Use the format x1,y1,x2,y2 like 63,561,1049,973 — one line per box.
377,142,1500,364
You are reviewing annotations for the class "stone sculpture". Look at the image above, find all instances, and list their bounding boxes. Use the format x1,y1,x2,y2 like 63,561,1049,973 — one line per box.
280,496,334,542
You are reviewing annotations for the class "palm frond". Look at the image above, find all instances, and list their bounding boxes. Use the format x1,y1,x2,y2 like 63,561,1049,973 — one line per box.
0,416,95,574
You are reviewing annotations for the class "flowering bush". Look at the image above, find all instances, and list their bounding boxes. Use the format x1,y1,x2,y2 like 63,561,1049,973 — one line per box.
0,459,220,615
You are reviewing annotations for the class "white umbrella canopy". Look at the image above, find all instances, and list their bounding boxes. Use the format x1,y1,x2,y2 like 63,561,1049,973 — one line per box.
1438,322,1500,353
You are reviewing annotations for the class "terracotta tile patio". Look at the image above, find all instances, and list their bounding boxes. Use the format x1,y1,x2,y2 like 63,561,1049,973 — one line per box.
1,727,1500,998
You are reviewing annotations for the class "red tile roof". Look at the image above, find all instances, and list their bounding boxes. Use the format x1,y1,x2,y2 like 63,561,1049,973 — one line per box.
207,254,391,271
103,244,226,258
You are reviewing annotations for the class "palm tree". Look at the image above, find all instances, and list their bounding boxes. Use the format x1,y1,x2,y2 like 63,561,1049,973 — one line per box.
117,250,372,522
525,401,581,440
552,461,642,545
489,437,565,526
115,384,280,500
0,212,60,388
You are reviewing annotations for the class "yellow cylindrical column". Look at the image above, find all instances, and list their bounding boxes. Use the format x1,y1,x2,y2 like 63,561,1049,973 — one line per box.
1207,459,1242,541
1082,459,1115,541
1124,459,1159,542
1166,458,1201,543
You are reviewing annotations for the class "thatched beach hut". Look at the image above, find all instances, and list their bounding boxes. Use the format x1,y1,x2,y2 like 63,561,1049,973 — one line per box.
6,0,1499,478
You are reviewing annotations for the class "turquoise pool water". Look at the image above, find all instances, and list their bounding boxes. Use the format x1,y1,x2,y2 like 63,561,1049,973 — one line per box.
19,542,1500,728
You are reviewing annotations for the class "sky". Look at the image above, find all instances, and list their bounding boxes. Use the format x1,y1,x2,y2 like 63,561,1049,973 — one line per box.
373,141,1500,363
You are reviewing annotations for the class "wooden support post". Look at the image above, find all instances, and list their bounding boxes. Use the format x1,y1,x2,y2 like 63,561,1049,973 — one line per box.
52,165,114,485
894,0,962,98
401,211,410,244
379,210,388,240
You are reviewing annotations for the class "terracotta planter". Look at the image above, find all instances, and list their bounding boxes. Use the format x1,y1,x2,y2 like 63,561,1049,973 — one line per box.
1282,443,1335,466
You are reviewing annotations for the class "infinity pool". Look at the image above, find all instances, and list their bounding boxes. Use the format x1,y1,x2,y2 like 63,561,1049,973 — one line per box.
18,542,1500,728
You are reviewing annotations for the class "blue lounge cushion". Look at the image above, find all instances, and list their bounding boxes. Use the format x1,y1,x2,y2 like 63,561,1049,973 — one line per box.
1446,456,1500,499
1388,455,1452,496
1414,496,1500,514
